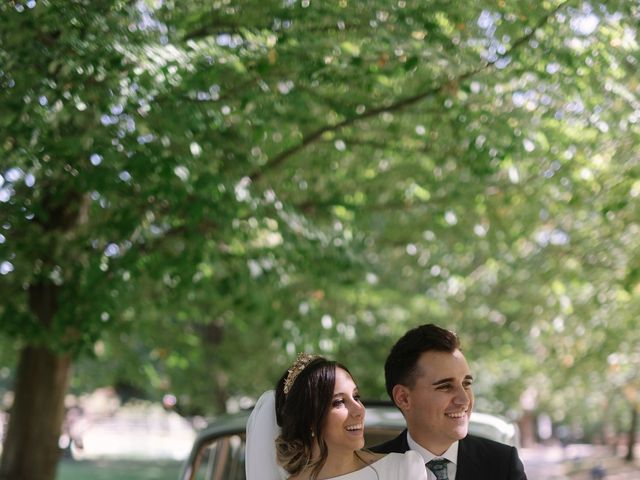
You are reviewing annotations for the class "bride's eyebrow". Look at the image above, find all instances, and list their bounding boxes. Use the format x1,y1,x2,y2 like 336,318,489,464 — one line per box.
333,388,359,397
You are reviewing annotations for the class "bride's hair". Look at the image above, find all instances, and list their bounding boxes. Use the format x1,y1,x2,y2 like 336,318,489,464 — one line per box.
274,356,353,480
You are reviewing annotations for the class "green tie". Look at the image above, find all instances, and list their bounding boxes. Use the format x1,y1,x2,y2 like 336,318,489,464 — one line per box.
426,459,450,480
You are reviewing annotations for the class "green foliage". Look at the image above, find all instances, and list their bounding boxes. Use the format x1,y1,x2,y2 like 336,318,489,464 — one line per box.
1,0,639,440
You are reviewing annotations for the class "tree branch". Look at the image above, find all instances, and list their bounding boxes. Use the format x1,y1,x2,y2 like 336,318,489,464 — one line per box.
249,1,571,183
184,19,371,42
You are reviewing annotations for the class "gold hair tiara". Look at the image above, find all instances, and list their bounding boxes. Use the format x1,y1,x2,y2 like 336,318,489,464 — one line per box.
283,353,318,395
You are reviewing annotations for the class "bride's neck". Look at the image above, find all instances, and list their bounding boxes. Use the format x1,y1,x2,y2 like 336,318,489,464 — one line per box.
316,450,362,479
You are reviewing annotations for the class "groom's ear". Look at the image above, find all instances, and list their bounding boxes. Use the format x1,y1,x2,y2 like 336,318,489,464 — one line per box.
392,384,410,412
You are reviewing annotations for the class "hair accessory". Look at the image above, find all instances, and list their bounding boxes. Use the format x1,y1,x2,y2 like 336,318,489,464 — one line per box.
283,353,317,395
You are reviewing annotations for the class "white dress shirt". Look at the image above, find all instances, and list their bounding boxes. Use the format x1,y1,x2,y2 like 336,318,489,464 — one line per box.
407,431,459,480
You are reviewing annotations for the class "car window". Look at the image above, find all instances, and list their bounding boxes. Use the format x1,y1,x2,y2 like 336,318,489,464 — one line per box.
189,434,245,480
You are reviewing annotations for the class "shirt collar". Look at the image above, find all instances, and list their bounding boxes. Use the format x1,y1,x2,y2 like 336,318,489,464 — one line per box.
406,431,459,466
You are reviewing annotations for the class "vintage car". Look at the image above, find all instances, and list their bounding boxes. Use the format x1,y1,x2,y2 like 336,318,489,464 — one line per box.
179,402,519,480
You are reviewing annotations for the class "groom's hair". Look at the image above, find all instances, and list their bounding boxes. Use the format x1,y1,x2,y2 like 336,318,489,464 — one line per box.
384,323,460,402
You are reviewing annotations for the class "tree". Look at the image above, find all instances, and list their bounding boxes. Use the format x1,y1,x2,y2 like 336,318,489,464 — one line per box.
1,1,639,478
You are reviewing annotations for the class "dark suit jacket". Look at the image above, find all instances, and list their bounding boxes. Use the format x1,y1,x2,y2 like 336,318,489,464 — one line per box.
371,430,527,480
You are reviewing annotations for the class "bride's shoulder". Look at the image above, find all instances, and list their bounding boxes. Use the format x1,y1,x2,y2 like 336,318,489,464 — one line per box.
396,450,428,475
372,450,425,469
396,449,425,464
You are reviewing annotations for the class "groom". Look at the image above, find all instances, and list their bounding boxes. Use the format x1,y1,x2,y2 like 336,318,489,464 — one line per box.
371,324,527,480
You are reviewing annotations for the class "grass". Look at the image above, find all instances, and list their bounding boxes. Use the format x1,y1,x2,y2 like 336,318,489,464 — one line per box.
57,458,183,480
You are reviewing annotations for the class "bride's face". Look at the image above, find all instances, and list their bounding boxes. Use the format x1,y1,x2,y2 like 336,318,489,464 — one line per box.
320,368,366,454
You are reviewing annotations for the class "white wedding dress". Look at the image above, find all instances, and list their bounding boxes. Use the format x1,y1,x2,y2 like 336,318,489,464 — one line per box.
245,391,428,480
320,451,427,479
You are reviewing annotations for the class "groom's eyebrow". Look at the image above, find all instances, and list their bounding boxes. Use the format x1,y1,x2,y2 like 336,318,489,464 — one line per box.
432,378,454,386
432,374,474,385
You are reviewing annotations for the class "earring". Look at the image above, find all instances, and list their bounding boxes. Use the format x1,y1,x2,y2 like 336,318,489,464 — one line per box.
311,431,315,437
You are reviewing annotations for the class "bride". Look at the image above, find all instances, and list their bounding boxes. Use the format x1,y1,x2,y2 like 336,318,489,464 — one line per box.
246,353,427,480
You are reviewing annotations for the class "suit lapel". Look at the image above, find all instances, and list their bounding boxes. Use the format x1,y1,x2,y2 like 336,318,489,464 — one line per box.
455,437,483,480
401,430,410,452
393,429,410,453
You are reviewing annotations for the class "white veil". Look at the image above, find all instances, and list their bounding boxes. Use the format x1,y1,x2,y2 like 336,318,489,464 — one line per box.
245,390,288,480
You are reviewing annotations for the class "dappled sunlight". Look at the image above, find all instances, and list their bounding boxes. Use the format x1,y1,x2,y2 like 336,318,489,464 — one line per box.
1,1,640,478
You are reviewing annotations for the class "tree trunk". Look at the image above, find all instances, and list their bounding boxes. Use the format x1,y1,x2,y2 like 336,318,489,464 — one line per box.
0,346,72,480
1,280,72,480
625,403,638,462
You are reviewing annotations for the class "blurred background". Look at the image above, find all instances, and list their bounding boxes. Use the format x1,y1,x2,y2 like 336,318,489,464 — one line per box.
0,0,638,479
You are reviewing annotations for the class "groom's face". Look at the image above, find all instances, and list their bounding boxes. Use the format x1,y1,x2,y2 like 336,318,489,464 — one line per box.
393,349,474,455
